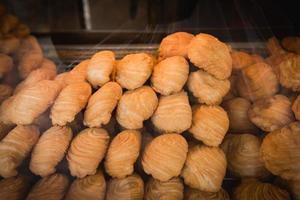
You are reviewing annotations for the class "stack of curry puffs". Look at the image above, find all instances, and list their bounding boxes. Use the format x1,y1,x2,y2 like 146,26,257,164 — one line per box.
0,28,300,199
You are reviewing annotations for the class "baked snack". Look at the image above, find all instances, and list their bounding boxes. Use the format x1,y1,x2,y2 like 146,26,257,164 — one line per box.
142,134,188,181
30,126,73,177
0,176,30,200
188,33,232,80
116,86,158,129
292,95,300,120
116,53,154,90
87,50,115,88
84,81,122,127
221,134,269,178
105,130,141,178
151,91,192,133
187,70,230,105
50,82,91,126
26,173,69,200
185,187,229,200
0,121,14,140
151,56,189,95
231,50,255,71
281,36,300,54
189,105,229,147
0,53,13,78
59,60,90,86
67,128,109,178
144,177,184,200
260,122,300,180
181,145,226,192
65,171,106,200
158,32,194,59
237,62,279,101
106,173,144,200
0,83,12,103
248,95,294,132
0,36,20,54
0,125,40,178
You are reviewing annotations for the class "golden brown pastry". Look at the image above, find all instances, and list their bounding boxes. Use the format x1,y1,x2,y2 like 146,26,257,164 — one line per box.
0,121,14,140
14,58,57,94
13,23,31,38
0,80,61,125
151,91,192,133
266,37,287,56
221,134,269,178
251,54,264,63
30,126,73,177
0,175,30,200
0,125,40,178
116,53,154,90
87,51,115,88
50,82,91,126
281,36,300,54
0,83,12,103
185,187,229,200
189,105,229,147
234,179,291,200
0,36,20,54
84,82,122,128
0,14,19,34
188,70,230,105
248,95,294,132
151,56,189,95
222,97,258,133
105,130,141,178
292,95,300,121
188,33,232,80
26,173,69,200
237,62,279,102
144,177,184,200
231,51,255,71
106,173,144,200
17,36,43,79
65,171,106,200
0,53,13,78
158,32,194,59
116,86,158,129
181,145,226,192
261,122,300,180
142,134,188,181
67,128,109,178
277,54,300,92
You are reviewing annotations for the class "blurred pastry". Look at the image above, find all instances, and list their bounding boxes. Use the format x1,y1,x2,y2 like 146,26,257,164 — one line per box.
0,176,30,200
106,173,144,200
0,14,19,34
187,70,230,105
292,95,300,120
151,91,192,133
251,54,264,63
189,105,229,147
50,82,91,126
261,122,300,180
26,173,69,200
185,187,229,200
0,125,40,178
87,51,115,88
231,50,255,71
0,121,14,140
117,86,158,129
181,145,226,192
234,179,291,200
222,97,258,133
105,130,141,178
266,37,287,56
0,83,12,103
67,128,109,178
158,32,194,59
14,58,57,94
248,95,294,132
84,82,122,127
0,36,20,54
0,53,13,78
221,134,269,178
151,56,189,95
237,62,279,101
65,171,106,200
144,177,184,200
30,126,73,177
0,80,61,125
116,53,154,90
13,23,30,38
281,36,300,54
142,134,188,181
188,33,232,80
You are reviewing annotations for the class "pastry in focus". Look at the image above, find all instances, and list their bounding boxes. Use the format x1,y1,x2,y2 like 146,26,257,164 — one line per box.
185,187,229,200
105,130,141,178
0,175,30,200
151,56,189,95
67,128,109,178
142,134,188,181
